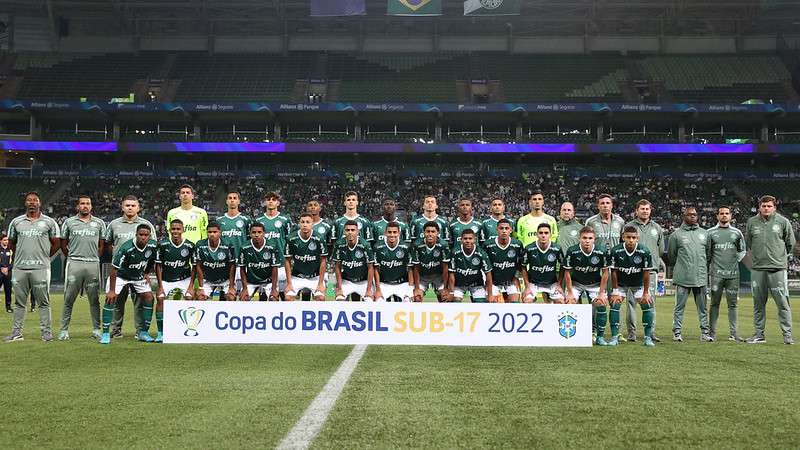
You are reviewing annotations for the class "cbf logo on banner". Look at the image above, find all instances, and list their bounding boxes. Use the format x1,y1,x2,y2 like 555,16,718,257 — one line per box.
164,302,592,347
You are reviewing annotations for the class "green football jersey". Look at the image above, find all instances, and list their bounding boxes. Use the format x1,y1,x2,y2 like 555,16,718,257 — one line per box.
563,244,608,286
194,239,235,284
310,219,334,246
482,237,523,285
112,239,157,281
373,218,412,245
256,212,293,259
60,215,106,262
449,245,492,288
238,240,280,285
609,243,652,288
707,225,746,279
373,241,414,284
413,242,451,277
285,231,328,278
448,218,484,247
522,242,563,285
332,239,375,282
333,215,374,245
216,213,252,258
410,214,450,245
155,239,195,282
7,214,59,270
480,216,516,242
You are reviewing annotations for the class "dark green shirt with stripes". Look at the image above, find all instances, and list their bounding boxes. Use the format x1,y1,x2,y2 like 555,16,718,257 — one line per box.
449,245,492,288
410,214,450,245
373,218,412,245
238,241,280,285
373,241,414,284
194,239,235,284
483,237,523,286
480,216,516,242
112,239,157,281
256,213,293,259
156,239,195,282
333,215,374,245
311,219,334,247
522,242,563,285
609,243,652,288
285,232,328,278
563,244,608,286
60,215,106,262
413,242,451,277
216,213,252,258
332,239,375,282
448,218,484,246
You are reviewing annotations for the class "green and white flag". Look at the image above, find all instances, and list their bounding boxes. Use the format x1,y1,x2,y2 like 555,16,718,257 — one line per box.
463,0,521,16
388,0,442,16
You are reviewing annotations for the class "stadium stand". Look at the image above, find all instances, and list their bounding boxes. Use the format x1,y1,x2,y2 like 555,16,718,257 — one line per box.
171,52,314,102
15,53,164,101
638,55,792,103
6,51,797,104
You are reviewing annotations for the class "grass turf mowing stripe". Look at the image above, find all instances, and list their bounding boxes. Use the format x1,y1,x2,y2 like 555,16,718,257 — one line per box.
277,345,367,450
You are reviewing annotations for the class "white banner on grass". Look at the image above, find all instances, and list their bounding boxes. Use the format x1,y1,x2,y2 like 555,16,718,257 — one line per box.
164,301,592,347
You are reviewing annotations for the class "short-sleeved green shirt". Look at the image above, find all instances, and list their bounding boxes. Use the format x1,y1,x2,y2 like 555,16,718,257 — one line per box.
522,242,563,285
112,239,157,281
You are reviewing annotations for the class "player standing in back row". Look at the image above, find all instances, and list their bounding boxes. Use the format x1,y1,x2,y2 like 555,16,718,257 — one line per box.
448,198,483,247
105,196,156,339
4,192,60,342
481,198,515,242
333,191,374,246
256,192,293,295
59,195,106,340
706,206,746,342
517,191,558,248
166,184,208,244
744,195,795,344
373,199,411,245
411,196,450,246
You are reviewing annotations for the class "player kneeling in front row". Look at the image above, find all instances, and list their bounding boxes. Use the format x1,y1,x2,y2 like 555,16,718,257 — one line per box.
154,219,196,342
373,222,415,302
332,220,375,301
284,214,328,301
100,224,157,344
194,222,237,302
413,222,451,302
448,229,493,302
239,223,280,301
608,226,655,347
563,227,610,345
484,219,524,303
521,223,565,303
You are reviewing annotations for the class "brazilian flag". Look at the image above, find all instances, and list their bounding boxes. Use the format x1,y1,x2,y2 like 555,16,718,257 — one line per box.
388,0,442,16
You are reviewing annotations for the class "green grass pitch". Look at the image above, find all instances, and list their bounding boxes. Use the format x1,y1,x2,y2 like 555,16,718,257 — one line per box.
0,293,797,449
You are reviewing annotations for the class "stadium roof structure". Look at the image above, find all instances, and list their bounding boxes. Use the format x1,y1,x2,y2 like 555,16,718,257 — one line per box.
2,0,800,38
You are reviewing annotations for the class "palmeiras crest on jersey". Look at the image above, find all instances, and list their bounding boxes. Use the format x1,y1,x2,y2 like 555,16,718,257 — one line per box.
558,312,577,339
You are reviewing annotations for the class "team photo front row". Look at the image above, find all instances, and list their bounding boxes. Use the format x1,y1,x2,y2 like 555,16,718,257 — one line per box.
3,187,795,347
